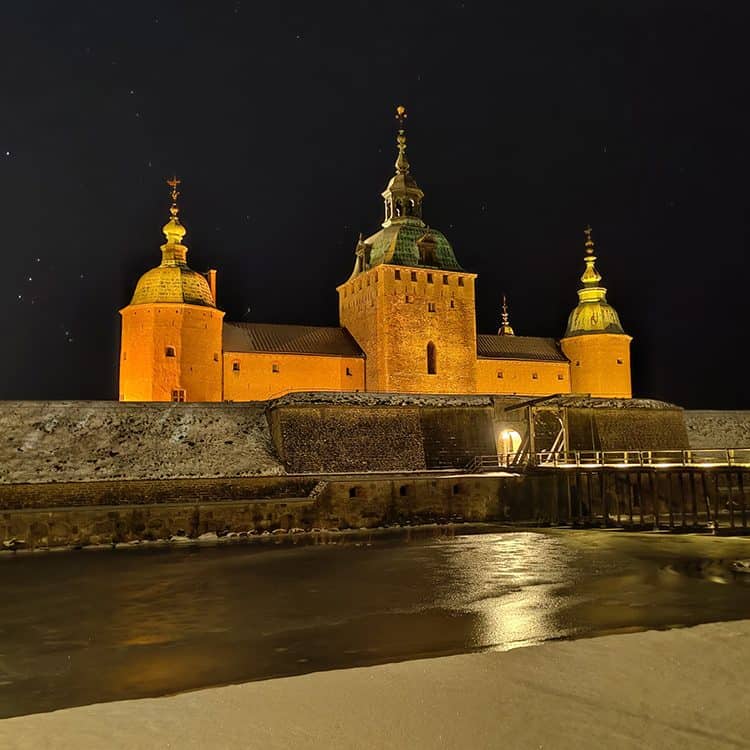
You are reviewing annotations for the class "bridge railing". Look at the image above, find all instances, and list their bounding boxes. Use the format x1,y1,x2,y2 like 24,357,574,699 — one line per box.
466,448,750,472
532,448,750,469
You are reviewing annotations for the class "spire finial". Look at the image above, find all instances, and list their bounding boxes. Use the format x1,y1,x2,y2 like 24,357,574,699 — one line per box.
584,224,594,255
394,105,410,175
498,293,515,336
162,175,187,250
580,224,602,288
167,175,181,219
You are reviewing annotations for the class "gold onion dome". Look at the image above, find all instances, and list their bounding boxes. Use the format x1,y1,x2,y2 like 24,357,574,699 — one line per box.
130,177,216,307
564,226,624,337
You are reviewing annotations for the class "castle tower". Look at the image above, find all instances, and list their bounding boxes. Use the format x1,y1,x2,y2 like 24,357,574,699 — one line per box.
118,178,224,402
560,227,632,398
337,107,477,393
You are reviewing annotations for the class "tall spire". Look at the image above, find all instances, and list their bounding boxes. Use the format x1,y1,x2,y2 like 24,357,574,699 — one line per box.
381,105,424,227
580,225,602,289
395,105,410,175
161,175,188,264
498,293,515,336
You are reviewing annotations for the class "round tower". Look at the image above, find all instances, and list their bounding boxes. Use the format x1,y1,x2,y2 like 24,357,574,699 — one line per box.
119,178,224,402
560,227,632,398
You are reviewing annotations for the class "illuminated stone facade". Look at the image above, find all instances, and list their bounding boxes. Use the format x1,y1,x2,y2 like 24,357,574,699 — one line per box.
119,115,632,403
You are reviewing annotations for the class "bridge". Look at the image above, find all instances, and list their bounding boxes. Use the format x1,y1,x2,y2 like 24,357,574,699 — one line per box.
466,448,750,533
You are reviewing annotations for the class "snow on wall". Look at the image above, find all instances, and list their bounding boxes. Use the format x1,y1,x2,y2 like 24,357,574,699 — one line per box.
0,401,284,484
684,410,750,449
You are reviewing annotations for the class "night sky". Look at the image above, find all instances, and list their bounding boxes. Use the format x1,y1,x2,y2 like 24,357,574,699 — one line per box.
1,1,748,407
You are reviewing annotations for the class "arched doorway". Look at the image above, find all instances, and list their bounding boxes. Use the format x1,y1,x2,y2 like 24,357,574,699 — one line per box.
497,428,522,461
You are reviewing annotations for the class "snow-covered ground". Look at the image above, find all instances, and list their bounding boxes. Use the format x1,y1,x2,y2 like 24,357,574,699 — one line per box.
0,619,747,749
0,401,284,483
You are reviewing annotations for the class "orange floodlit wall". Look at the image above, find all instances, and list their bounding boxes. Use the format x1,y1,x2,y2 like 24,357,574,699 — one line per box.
561,333,632,398
222,352,365,402
475,358,572,397
338,265,478,394
119,304,224,402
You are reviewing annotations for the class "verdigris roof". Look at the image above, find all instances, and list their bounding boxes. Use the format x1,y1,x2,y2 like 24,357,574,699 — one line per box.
224,323,364,357
364,222,463,271
477,335,568,362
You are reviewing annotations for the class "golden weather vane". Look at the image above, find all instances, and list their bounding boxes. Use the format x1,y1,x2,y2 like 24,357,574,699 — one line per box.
395,105,407,128
167,175,181,206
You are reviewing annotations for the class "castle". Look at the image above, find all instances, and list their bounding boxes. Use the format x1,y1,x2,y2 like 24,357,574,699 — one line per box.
119,108,632,408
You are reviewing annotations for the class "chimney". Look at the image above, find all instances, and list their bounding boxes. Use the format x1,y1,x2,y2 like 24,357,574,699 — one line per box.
207,269,217,304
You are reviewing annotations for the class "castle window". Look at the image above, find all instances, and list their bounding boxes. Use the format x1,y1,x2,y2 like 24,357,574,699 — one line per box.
232,360,240,372
349,487,359,499
427,273,433,284
395,269,401,280
165,346,176,357
399,485,408,497
557,373,564,380
450,300,455,309
272,363,280,373
443,275,449,284
346,367,352,376
427,341,437,374
532,372,539,380
171,389,186,402
411,271,417,282
575,361,580,367
497,371,503,379
405,294,413,303
427,302,436,313
123,352,127,361
452,484,460,495
617,358,623,365
213,353,219,362
458,277,464,287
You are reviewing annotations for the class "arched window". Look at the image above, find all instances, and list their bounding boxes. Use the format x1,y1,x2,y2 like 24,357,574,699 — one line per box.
427,341,437,375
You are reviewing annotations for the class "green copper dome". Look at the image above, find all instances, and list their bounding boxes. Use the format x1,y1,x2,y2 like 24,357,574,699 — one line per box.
363,222,463,271
347,106,465,278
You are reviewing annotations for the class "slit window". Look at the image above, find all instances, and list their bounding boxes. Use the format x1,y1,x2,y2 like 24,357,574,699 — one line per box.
427,302,436,313
443,275,449,284
411,271,418,282
497,371,503,379
427,273,433,284
272,363,280,373
213,353,219,362
458,277,464,287
395,270,401,280
165,346,176,357
346,367,353,376
399,485,408,497
232,360,240,372
427,341,437,374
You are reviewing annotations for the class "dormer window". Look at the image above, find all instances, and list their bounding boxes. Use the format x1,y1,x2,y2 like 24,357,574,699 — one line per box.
416,232,438,266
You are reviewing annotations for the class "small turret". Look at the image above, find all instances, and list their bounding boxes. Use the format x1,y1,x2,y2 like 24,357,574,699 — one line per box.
560,227,632,398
